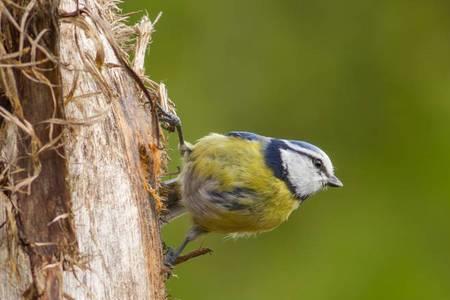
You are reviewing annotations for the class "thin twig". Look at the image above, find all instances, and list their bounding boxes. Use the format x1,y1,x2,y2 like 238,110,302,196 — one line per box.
174,248,213,265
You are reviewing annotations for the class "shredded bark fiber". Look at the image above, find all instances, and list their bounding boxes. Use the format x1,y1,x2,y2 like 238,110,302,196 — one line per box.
0,0,176,298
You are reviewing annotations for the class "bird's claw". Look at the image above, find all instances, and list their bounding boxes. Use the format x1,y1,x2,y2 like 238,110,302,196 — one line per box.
164,247,179,267
158,109,181,132
157,107,186,155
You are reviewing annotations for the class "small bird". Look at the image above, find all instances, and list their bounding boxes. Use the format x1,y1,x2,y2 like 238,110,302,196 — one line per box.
163,131,342,265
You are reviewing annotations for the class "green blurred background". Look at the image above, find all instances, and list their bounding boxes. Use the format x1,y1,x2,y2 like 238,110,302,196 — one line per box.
123,1,450,299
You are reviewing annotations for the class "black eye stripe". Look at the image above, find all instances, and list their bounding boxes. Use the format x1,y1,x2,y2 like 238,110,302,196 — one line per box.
313,158,323,167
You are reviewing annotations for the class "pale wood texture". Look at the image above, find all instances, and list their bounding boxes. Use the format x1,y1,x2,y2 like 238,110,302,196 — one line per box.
0,0,167,298
1,1,77,298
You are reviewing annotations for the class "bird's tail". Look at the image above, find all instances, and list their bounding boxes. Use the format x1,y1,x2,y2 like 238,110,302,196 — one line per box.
159,178,187,224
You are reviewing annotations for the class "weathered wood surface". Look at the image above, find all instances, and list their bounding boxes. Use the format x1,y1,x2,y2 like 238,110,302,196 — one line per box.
0,0,167,298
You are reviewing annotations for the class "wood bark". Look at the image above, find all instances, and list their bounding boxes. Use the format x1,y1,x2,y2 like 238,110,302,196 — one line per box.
0,0,167,299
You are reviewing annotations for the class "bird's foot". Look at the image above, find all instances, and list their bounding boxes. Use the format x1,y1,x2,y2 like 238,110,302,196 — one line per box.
158,109,180,132
164,247,179,268
157,109,188,156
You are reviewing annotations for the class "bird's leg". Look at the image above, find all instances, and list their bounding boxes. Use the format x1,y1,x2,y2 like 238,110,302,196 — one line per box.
157,106,191,156
164,226,207,266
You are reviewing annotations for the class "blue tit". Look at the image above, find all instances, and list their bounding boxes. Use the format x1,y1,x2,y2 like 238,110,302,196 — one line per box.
164,131,342,266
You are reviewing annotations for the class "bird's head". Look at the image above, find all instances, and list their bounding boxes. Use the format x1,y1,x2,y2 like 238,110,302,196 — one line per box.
265,138,342,200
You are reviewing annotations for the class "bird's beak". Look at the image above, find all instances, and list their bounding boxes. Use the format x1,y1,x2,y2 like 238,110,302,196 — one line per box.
327,175,343,188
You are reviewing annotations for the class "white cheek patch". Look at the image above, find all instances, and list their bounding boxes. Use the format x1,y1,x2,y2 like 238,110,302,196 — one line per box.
280,149,323,197
285,141,334,175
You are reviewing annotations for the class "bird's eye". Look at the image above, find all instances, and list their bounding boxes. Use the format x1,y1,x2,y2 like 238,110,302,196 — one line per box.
313,158,323,169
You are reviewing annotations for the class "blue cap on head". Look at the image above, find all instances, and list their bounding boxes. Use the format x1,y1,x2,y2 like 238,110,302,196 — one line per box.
227,131,263,141
288,140,323,156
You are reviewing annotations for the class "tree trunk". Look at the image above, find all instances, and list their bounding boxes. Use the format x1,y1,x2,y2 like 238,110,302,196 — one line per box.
0,1,168,299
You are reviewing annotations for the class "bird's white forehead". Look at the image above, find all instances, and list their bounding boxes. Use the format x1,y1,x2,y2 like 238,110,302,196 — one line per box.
284,141,334,173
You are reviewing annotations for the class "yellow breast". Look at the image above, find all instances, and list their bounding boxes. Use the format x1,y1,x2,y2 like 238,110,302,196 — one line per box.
181,133,300,234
